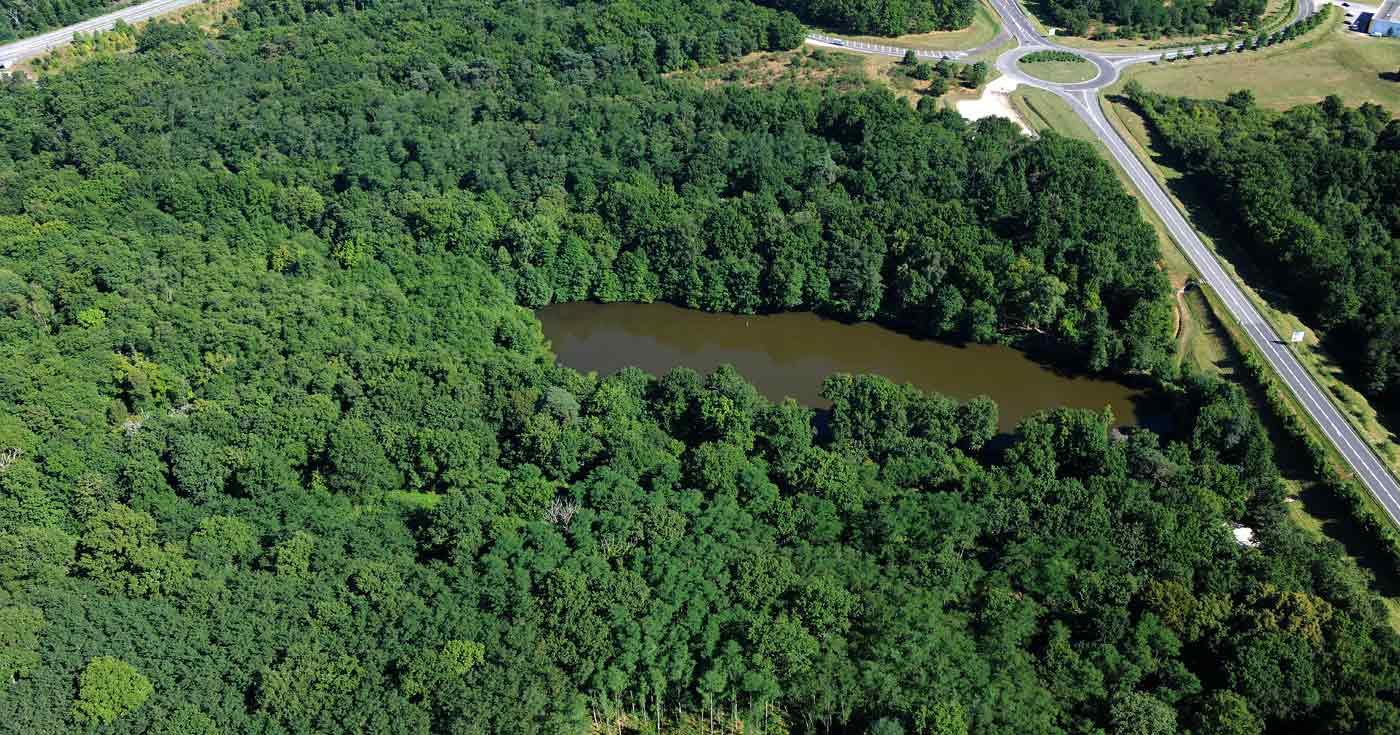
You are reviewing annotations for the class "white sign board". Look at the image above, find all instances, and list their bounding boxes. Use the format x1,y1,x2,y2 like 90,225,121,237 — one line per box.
1290,331,1306,343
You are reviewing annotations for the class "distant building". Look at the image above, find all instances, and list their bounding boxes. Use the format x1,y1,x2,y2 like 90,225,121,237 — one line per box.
1371,0,1400,37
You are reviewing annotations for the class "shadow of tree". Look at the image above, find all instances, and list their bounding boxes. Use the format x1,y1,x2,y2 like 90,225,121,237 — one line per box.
1106,91,1400,435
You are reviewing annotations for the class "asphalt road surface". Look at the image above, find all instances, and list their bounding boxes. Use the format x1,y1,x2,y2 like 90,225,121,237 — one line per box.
0,0,205,68
810,0,1400,527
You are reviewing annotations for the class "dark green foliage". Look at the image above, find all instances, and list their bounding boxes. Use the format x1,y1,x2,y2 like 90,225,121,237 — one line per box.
1020,49,1083,63
1041,0,1265,37
763,0,975,35
960,59,988,87
0,0,1396,733
1129,89,1400,406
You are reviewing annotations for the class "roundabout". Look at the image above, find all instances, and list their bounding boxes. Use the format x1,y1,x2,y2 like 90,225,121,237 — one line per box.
996,43,1118,93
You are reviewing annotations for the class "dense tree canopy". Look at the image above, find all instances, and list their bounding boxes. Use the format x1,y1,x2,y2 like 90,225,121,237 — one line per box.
0,0,1397,733
1129,88,1400,407
761,0,976,35
1039,0,1266,38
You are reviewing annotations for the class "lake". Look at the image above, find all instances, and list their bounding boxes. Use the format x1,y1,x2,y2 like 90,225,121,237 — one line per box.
537,301,1151,431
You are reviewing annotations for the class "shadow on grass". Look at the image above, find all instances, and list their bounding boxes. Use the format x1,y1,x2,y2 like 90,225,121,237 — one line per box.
1297,482,1400,597
1106,92,1400,439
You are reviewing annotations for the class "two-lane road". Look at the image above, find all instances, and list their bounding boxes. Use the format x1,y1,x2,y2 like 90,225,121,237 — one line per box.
1063,90,1400,527
0,0,204,68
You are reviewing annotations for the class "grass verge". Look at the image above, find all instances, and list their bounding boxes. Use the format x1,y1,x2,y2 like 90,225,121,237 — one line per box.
1099,84,1400,488
1013,80,1400,627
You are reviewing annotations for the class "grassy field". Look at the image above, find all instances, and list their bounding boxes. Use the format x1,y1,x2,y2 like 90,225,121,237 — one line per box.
814,0,1003,51
1017,58,1097,82
1113,11,1400,112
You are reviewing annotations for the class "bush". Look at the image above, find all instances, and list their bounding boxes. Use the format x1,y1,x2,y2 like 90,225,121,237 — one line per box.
1020,50,1083,63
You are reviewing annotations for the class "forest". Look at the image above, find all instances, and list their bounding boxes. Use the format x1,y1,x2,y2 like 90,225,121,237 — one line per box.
1128,88,1400,408
0,0,126,40
761,0,975,35
1,0,1399,732
1037,0,1266,38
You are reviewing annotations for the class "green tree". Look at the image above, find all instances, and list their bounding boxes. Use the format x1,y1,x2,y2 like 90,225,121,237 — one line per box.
1110,692,1177,735
1192,690,1263,735
0,605,45,684
75,504,192,597
961,61,988,87
189,515,258,565
73,657,153,725
326,417,400,496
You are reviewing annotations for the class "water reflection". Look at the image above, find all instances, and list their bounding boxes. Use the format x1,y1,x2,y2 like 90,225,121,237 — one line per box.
538,301,1149,431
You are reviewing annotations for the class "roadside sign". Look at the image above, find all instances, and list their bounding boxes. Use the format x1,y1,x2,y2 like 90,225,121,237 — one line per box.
1290,331,1306,343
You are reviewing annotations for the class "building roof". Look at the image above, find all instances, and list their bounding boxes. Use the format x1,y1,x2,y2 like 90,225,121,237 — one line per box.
1379,0,1400,22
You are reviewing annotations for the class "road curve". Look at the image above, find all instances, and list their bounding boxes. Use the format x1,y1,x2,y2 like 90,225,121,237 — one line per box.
814,0,1400,528
0,0,204,68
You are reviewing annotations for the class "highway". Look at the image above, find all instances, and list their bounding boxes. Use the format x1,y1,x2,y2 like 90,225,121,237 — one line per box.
0,0,204,68
810,0,1400,528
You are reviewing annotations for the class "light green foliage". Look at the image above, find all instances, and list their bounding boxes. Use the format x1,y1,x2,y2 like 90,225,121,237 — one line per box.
72,657,153,725
1192,690,1262,735
401,639,486,700
1109,692,1178,735
75,307,105,329
267,531,317,578
0,525,75,583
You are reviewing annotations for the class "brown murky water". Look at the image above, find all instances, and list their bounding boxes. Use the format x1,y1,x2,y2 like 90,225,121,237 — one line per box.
538,301,1148,430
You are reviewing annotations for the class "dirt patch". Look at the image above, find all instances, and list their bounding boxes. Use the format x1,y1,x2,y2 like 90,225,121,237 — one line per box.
955,75,1032,134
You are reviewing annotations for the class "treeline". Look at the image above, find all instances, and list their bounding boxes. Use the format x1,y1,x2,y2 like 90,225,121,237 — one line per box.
1128,88,1400,406
0,0,126,41
0,0,1397,732
761,0,976,35
1041,0,1265,38
1020,49,1082,62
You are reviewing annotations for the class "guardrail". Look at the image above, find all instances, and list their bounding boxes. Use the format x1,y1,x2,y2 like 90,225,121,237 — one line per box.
805,33,969,60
